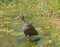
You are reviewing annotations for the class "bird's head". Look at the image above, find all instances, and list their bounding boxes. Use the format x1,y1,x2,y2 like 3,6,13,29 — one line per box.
15,13,25,22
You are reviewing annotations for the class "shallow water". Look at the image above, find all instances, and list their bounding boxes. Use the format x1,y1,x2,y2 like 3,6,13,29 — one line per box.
16,35,41,47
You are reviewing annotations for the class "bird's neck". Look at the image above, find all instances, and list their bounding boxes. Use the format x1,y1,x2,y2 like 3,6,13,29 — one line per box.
22,16,25,23
22,20,25,24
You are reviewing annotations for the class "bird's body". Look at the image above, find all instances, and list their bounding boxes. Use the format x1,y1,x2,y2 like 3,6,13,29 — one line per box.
22,23,38,37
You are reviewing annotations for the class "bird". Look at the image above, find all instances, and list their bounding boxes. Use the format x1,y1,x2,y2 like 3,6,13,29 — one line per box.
15,13,38,41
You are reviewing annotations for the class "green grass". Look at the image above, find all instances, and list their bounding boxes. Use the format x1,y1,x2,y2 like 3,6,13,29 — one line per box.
0,0,60,47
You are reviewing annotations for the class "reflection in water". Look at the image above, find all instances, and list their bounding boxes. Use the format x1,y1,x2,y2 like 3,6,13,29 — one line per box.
16,36,41,47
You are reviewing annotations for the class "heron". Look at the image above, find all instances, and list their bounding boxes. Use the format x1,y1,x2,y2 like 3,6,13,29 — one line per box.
15,14,38,41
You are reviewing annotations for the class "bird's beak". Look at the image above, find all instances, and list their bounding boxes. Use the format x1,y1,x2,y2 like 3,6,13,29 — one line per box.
14,13,22,19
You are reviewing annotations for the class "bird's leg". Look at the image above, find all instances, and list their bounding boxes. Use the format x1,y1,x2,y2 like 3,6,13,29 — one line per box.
30,37,31,41
26,35,31,41
26,35,30,41
24,34,28,40
29,36,32,41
